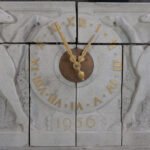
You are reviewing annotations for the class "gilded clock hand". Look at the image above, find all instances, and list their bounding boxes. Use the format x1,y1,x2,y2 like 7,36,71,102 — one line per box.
54,22,76,62
78,24,101,63
54,22,84,80
73,24,100,81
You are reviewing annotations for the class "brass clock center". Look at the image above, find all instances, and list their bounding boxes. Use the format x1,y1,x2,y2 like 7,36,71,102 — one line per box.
59,48,94,82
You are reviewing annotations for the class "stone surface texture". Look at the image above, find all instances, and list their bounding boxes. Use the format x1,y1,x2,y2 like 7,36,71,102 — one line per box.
0,1,150,149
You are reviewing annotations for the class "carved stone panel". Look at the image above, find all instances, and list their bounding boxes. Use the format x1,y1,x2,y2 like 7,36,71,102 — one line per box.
122,45,150,146
0,44,29,146
113,15,150,145
0,1,150,148
77,45,122,146
30,44,76,146
0,2,75,43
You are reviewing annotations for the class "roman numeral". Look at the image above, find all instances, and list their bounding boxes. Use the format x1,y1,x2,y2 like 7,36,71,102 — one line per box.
108,39,117,50
106,80,118,94
112,60,122,71
67,16,75,27
32,76,46,95
79,18,87,28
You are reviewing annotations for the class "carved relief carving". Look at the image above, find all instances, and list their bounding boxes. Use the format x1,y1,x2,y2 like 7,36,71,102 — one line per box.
0,2,150,147
115,16,150,131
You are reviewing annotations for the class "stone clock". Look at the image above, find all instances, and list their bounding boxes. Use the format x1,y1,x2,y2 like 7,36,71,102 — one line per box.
0,1,150,148
30,14,122,114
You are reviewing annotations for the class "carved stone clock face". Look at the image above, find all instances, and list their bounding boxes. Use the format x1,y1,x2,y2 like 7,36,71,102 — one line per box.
30,14,122,113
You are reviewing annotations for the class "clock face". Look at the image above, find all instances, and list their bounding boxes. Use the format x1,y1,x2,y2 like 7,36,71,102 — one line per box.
30,14,122,113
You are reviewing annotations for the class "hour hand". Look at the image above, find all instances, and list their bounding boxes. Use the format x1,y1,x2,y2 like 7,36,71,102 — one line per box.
78,24,101,63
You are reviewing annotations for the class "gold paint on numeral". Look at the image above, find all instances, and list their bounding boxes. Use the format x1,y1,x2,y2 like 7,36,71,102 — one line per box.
31,58,39,71
48,23,57,34
48,95,61,108
35,40,45,49
79,18,87,28
70,102,83,111
112,60,122,71
94,97,102,106
108,39,117,50
32,76,47,95
67,16,75,27
106,80,118,94
77,102,83,111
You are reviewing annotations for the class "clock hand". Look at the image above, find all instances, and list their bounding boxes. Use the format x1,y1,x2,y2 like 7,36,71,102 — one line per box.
75,24,100,80
54,22,76,62
54,22,84,80
78,24,101,63
71,24,100,81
